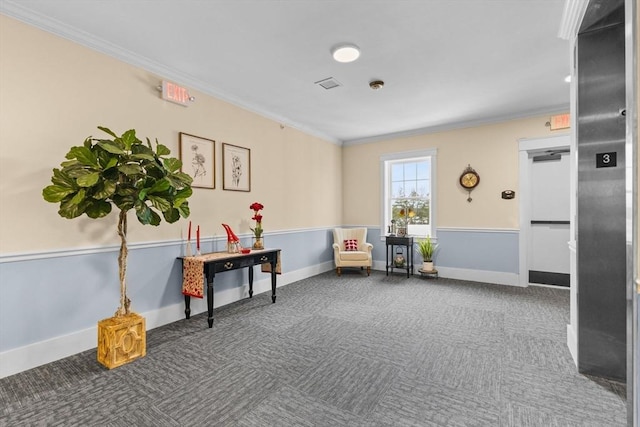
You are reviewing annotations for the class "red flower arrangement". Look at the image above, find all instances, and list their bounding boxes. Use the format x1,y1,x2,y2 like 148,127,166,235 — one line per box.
249,202,264,238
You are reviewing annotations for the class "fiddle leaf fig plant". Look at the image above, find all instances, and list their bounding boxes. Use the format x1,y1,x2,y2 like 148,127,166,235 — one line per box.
43,126,193,317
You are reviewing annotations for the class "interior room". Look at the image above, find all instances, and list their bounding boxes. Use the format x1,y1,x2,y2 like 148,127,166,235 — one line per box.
0,0,638,425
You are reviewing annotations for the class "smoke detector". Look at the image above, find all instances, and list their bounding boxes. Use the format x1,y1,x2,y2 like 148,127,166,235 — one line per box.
369,80,384,90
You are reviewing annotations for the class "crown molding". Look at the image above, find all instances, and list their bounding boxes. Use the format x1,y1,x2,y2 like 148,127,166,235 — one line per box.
342,104,570,146
558,0,589,40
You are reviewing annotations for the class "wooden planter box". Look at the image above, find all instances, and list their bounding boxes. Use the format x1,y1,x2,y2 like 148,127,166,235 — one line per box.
97,312,146,369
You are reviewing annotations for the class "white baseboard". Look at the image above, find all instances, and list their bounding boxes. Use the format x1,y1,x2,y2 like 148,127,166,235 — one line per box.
435,266,521,287
0,261,334,379
567,323,578,367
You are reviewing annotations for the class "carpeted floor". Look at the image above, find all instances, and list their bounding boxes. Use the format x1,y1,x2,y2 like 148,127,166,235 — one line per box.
0,271,628,426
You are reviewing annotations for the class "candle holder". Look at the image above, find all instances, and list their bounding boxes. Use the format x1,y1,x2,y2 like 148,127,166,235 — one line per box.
185,240,193,257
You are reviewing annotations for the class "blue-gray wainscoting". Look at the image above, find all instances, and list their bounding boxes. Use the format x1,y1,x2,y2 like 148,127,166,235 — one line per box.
0,226,519,377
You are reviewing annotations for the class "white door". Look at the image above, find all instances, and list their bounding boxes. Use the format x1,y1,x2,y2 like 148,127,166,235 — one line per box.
528,150,571,286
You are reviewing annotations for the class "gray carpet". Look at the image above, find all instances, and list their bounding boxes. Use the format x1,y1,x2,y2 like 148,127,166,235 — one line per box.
0,271,628,426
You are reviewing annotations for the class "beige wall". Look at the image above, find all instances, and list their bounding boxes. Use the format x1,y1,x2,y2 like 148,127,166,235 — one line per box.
0,15,342,253
342,115,565,229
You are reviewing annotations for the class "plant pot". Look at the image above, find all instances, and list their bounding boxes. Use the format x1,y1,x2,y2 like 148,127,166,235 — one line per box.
97,312,146,369
422,261,434,271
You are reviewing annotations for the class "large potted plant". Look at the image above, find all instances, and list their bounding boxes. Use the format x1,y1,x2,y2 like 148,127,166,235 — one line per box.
416,235,437,272
42,126,193,368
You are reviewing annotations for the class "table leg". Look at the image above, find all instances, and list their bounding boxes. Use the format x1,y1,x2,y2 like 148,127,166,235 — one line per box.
207,278,214,328
270,260,277,303
184,295,191,319
386,244,390,276
248,265,254,298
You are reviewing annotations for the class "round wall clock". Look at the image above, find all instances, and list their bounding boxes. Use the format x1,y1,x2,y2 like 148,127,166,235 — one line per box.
459,165,479,202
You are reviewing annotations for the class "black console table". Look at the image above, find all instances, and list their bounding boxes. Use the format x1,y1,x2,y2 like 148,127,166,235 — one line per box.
386,236,414,278
179,249,280,328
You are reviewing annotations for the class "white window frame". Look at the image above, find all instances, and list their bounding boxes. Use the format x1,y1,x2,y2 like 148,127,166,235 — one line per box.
380,148,437,241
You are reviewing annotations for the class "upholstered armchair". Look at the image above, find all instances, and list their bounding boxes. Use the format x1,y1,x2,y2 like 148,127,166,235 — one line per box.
332,228,373,276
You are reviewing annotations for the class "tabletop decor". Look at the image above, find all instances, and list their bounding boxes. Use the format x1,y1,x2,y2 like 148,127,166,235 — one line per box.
42,126,193,369
222,223,242,253
249,202,264,249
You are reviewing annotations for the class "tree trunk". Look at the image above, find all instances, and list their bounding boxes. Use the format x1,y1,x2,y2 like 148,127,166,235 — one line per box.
115,209,130,317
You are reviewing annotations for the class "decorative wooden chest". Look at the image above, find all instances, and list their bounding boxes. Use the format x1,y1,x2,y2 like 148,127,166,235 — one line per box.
97,312,146,369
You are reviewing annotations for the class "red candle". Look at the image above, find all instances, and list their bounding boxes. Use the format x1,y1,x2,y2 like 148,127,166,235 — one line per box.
196,225,200,250
188,221,191,241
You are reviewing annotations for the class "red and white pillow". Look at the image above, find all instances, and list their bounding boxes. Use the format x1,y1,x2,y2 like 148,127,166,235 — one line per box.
344,239,358,251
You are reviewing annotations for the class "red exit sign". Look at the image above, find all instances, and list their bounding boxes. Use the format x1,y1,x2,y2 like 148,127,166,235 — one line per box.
550,113,570,130
161,80,192,107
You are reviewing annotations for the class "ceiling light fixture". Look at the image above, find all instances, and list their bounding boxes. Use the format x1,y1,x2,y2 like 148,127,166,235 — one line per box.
332,44,360,63
564,75,571,83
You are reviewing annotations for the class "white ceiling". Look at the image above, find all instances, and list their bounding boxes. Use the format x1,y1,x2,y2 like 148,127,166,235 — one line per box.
1,0,570,144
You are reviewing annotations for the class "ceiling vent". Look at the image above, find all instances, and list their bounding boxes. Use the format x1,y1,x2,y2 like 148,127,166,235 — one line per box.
315,77,342,90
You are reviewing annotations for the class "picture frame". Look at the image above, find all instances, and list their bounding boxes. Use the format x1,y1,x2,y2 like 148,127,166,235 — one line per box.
222,143,251,192
179,132,215,189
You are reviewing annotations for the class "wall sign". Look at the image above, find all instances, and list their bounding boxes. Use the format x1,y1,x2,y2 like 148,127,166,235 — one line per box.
596,152,617,168
549,113,570,130
161,80,193,107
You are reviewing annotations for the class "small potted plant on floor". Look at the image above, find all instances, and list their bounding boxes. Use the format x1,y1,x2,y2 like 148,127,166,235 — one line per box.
42,126,193,369
416,235,436,271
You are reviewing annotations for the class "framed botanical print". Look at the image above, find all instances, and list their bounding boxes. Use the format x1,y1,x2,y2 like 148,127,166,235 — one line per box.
179,132,215,189
222,143,251,192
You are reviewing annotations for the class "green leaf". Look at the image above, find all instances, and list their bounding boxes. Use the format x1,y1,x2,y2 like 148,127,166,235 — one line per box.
98,141,126,155
167,172,193,188
156,143,170,156
130,153,156,163
68,189,86,206
93,181,116,199
50,168,75,188
177,203,190,218
76,172,100,187
148,178,170,194
175,186,193,200
103,157,118,170
119,164,143,175
148,210,161,226
113,195,135,211
163,207,180,223
97,126,117,138
86,199,112,218
148,195,171,211
135,202,152,224
66,167,92,178
43,185,75,202
67,146,98,167
163,157,181,173
58,198,88,219
121,129,137,150
60,159,80,168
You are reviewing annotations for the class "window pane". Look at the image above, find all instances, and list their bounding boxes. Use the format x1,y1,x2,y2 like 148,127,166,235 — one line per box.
404,162,417,180
416,179,429,197
391,163,404,181
391,182,404,198
417,162,429,180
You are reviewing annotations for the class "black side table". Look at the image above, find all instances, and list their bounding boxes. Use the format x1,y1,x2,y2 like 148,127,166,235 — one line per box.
386,236,414,278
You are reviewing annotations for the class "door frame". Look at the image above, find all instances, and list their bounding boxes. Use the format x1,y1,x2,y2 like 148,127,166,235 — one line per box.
518,134,571,287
